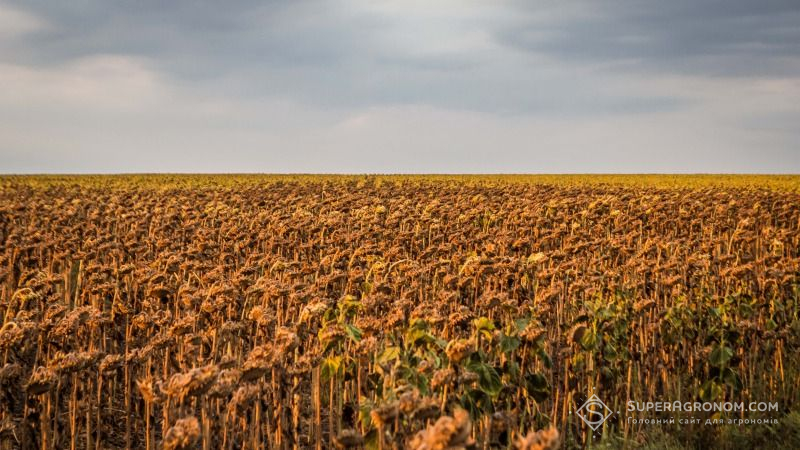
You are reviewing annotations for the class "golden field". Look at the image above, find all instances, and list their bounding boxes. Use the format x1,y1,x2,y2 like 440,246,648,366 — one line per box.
1,175,798,449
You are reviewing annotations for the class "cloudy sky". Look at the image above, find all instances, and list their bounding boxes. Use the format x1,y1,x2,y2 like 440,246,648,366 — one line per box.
1,0,798,173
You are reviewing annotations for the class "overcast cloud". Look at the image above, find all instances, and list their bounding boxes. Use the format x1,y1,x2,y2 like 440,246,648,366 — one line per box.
1,0,798,173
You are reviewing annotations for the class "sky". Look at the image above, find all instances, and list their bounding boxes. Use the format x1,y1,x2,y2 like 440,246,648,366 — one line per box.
0,0,799,173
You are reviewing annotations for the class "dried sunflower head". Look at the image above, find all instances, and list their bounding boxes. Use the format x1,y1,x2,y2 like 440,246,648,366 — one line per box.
334,429,364,449
515,427,560,450
370,402,399,427
26,367,56,395
445,339,474,365
136,376,165,404
162,416,201,450
408,408,474,450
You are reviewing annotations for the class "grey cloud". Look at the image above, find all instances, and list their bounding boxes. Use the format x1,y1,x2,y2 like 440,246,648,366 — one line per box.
0,0,691,116
502,0,800,77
